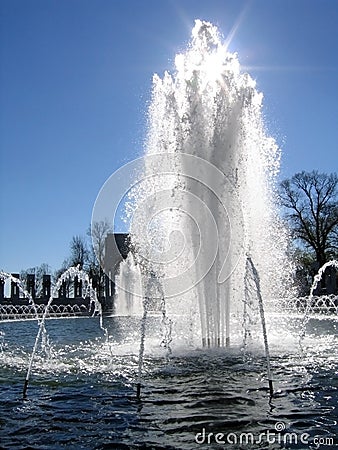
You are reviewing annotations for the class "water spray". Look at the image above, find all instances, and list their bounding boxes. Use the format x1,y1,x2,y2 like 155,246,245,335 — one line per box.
136,295,149,400
23,266,103,399
0,273,50,399
300,260,338,350
0,272,41,321
245,257,274,397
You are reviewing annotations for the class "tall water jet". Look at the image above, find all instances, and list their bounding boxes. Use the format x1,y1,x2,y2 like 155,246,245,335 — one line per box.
127,20,291,348
245,257,274,396
114,253,143,316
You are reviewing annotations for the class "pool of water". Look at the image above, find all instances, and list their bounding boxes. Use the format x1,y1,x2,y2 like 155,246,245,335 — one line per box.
0,316,337,449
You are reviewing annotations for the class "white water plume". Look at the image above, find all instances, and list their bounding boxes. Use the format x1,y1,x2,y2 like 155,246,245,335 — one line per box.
91,20,294,348
129,20,292,346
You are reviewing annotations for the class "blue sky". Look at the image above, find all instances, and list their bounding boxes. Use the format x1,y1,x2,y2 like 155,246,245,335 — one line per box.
1,0,337,273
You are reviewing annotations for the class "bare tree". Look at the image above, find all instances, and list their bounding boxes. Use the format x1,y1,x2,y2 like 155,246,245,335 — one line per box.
69,235,89,269
87,220,112,297
89,220,112,268
279,170,338,267
53,235,89,296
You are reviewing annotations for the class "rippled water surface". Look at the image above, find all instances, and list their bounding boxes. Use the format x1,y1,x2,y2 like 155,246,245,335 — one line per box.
0,316,337,449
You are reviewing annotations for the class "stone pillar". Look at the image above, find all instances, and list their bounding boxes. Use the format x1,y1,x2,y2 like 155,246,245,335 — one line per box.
104,273,115,311
74,276,78,297
11,274,20,300
91,274,98,288
0,278,4,300
42,275,51,299
58,280,67,298
78,279,82,297
74,276,83,297
104,274,110,300
325,266,337,294
27,274,36,299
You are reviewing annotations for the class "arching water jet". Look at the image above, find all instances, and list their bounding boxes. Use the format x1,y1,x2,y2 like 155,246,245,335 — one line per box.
23,266,104,399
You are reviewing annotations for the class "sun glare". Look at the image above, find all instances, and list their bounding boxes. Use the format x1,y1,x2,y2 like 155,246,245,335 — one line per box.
204,52,225,82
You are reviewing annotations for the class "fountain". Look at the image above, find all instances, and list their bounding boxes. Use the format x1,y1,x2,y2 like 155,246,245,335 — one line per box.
22,266,104,398
0,272,41,320
0,20,337,449
299,260,338,349
119,20,292,350
0,271,96,320
87,20,299,399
